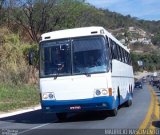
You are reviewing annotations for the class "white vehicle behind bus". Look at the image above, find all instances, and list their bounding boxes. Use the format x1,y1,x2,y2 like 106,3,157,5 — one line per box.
29,26,134,120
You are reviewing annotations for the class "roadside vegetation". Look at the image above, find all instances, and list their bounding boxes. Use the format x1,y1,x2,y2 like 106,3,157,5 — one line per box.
0,83,39,111
0,27,39,112
131,52,160,72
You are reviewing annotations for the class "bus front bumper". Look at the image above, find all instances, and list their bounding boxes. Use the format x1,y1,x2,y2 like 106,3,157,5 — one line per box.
41,96,117,113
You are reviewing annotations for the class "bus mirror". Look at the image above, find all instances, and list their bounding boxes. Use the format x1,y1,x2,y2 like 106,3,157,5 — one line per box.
28,49,34,65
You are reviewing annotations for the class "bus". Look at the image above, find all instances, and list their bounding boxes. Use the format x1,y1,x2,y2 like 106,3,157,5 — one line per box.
37,26,134,120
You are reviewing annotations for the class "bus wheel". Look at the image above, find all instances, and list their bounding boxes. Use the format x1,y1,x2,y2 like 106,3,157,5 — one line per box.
125,99,132,107
56,113,67,121
109,108,118,116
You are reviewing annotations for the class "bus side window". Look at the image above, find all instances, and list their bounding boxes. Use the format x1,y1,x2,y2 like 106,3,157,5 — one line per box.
127,52,130,65
111,40,118,60
121,47,125,63
128,54,132,65
118,46,122,62
125,51,128,64
116,45,120,61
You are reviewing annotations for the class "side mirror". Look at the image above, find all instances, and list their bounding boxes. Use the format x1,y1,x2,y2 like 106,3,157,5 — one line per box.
28,49,35,65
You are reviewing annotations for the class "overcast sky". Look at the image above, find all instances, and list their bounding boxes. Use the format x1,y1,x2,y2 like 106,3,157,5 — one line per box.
86,0,160,21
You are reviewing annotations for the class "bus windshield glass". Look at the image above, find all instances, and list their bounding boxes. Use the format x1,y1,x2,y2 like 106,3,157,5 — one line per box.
40,36,109,78
40,39,71,77
73,36,108,74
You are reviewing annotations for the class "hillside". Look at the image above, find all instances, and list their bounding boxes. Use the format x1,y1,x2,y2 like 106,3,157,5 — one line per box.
109,26,160,53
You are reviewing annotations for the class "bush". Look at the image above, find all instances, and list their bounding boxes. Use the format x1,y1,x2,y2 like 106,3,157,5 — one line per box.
0,28,38,84
131,52,160,72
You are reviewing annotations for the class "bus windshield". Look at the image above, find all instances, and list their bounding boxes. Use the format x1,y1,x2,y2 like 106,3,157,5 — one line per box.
73,36,108,74
40,36,109,78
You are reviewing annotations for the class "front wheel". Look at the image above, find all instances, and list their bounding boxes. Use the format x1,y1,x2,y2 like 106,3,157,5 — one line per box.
109,108,118,116
56,113,67,121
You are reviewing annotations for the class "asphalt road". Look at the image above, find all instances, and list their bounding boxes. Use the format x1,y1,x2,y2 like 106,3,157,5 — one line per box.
0,84,151,135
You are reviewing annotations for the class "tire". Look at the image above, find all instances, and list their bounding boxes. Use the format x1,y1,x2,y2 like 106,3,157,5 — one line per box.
117,88,120,107
125,87,133,107
125,99,132,107
110,89,119,117
56,113,67,121
109,108,118,116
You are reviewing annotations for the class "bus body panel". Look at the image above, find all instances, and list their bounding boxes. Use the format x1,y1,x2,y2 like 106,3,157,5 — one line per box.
40,74,109,101
40,73,119,113
111,60,134,104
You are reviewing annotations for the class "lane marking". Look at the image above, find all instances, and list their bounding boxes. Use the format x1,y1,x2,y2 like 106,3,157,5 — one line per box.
18,123,50,135
148,85,159,129
152,89,159,119
137,84,159,133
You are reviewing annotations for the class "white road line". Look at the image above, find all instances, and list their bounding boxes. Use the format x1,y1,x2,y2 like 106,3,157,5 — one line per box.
0,106,41,118
18,123,50,135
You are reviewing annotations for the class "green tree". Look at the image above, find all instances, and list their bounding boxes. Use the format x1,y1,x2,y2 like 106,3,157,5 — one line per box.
151,32,160,46
10,0,58,42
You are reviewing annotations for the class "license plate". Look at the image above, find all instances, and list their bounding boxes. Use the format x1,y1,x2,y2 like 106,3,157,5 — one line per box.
70,106,81,110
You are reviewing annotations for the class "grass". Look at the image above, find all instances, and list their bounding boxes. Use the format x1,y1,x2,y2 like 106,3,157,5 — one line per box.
0,83,40,112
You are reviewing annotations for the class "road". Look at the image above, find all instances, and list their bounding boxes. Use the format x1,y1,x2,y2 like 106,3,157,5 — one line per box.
0,84,151,135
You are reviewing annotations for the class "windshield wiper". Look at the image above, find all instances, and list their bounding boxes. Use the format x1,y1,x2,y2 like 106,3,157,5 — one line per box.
83,72,91,77
84,73,91,77
53,71,59,80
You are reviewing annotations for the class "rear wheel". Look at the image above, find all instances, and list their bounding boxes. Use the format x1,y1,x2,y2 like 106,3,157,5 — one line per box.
56,113,67,121
110,89,120,117
125,99,132,107
125,86,133,107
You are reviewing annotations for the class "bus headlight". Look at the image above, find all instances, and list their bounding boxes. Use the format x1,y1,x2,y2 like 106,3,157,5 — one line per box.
42,92,55,100
43,93,48,99
94,89,108,96
102,89,108,95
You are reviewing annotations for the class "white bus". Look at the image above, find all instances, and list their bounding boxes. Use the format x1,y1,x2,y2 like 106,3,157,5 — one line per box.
38,26,134,120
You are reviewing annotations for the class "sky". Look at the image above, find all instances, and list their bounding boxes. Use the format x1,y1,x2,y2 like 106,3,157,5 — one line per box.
86,0,160,21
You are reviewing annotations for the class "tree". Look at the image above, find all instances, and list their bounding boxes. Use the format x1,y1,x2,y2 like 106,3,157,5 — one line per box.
9,0,58,42
0,0,6,25
151,32,160,46
9,0,87,42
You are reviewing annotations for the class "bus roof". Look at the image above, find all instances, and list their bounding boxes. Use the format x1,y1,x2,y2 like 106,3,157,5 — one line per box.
41,26,129,52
